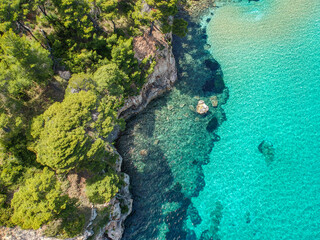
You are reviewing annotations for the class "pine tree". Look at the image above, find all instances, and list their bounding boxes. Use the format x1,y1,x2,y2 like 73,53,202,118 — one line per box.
11,168,69,229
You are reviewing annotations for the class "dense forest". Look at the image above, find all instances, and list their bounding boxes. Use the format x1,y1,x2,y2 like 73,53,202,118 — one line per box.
0,0,187,238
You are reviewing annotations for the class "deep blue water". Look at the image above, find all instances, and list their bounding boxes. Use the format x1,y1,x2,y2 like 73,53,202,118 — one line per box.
118,0,320,239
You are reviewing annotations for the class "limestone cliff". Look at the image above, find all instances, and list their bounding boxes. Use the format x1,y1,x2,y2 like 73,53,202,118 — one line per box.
118,27,178,119
102,27,177,239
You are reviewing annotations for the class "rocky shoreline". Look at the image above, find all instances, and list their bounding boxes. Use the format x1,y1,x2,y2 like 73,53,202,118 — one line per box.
118,28,177,120
0,18,177,240
0,1,221,239
105,27,178,240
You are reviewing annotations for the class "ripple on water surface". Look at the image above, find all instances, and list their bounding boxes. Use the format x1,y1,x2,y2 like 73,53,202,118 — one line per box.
190,0,320,239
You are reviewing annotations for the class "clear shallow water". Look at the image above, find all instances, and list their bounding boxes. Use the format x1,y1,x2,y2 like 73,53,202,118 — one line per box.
190,0,320,239
118,0,320,239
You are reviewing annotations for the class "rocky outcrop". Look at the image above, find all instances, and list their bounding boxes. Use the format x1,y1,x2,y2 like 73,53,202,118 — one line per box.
196,100,209,114
100,24,178,239
118,27,177,119
104,174,132,240
79,148,132,240
105,25,177,238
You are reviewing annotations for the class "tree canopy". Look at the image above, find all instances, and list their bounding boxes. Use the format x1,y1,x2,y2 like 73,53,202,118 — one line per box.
11,168,69,229
0,0,185,236
31,91,104,173
0,30,52,97
86,170,120,204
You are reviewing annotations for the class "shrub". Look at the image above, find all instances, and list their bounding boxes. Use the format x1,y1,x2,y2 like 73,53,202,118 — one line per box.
86,171,120,204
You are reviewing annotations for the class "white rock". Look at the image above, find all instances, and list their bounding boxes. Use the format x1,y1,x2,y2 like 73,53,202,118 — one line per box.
196,100,209,114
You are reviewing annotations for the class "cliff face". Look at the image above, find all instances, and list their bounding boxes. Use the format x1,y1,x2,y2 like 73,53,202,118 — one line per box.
102,27,177,240
118,27,178,120
102,28,177,239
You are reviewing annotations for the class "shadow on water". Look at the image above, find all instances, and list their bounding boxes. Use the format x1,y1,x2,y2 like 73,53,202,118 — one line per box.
116,8,229,240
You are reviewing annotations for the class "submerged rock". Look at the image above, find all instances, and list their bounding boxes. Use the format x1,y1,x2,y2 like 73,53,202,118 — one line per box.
245,211,251,224
201,34,208,40
202,78,215,92
213,74,225,94
204,59,220,72
188,204,202,226
204,44,211,51
199,230,212,240
210,96,218,107
167,105,174,110
139,149,148,156
202,74,226,93
196,100,209,114
189,105,195,112
206,117,219,132
212,133,221,142
258,140,275,162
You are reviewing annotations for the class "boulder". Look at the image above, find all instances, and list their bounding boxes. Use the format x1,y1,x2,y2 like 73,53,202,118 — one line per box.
57,70,71,80
196,100,209,114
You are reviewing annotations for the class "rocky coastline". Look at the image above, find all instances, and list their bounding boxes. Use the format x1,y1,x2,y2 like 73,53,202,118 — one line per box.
0,18,177,240
118,29,177,120
0,1,221,239
104,26,178,239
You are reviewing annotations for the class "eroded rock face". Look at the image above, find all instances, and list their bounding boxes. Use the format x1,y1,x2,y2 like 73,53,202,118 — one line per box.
118,28,178,119
105,173,132,240
196,100,209,114
57,70,71,80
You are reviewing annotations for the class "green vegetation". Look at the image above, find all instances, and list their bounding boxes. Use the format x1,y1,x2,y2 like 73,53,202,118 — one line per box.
30,90,113,173
86,170,120,204
0,0,187,237
11,168,68,229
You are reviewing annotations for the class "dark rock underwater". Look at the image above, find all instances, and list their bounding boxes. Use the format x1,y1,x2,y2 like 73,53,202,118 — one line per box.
117,7,229,240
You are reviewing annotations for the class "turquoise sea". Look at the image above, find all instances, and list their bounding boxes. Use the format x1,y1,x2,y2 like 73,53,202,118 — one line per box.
118,0,320,239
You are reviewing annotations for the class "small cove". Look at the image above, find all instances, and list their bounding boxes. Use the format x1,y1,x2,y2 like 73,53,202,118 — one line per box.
118,0,320,239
